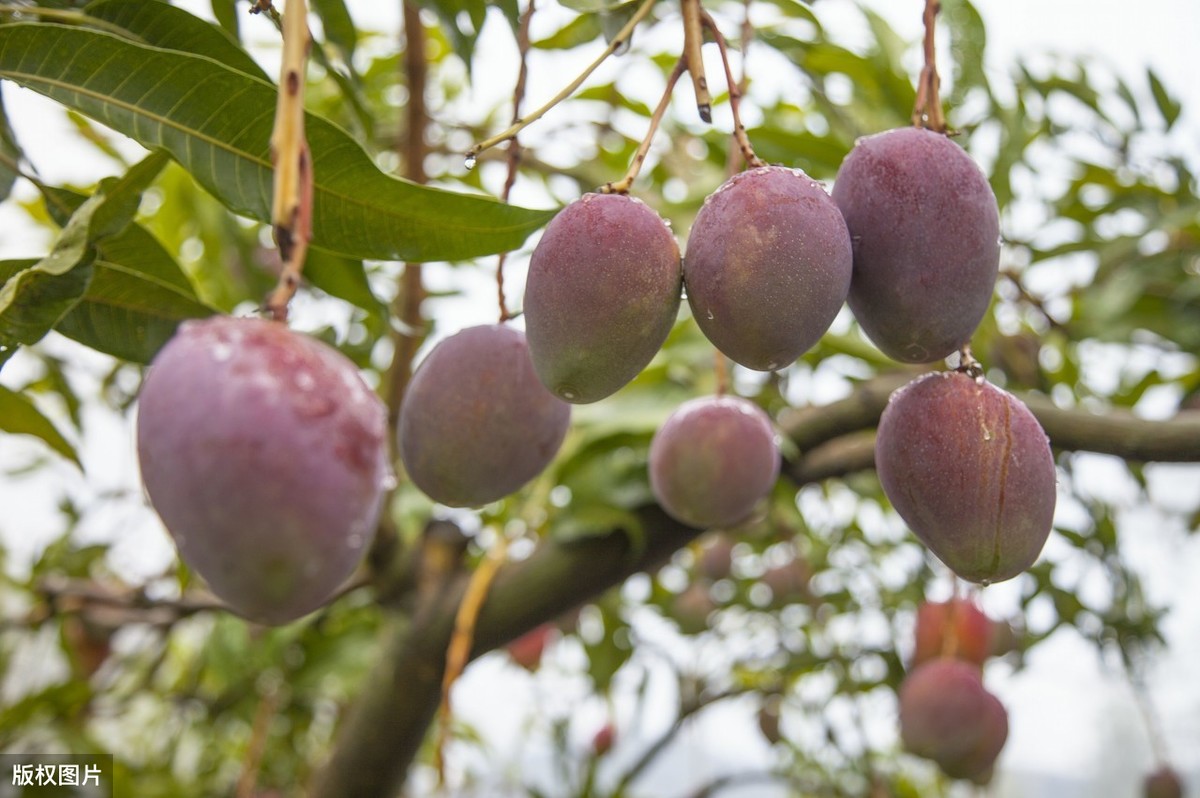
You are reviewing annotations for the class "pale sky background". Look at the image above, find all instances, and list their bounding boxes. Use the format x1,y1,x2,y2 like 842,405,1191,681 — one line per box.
0,1,1197,796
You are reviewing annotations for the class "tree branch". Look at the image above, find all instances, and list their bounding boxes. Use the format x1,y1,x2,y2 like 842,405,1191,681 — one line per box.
310,506,700,798
779,373,1200,464
313,372,1200,798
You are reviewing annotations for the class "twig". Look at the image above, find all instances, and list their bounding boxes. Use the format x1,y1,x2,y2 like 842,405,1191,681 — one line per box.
1121,655,1171,767
613,685,746,794
726,0,754,176
264,0,313,321
435,537,510,786
714,350,729,396
0,5,129,37
496,0,537,323
600,58,687,194
681,0,711,122
382,0,430,433
234,683,282,798
911,0,946,132
465,0,658,161
250,0,279,19
699,11,764,168
35,575,230,625
682,771,784,798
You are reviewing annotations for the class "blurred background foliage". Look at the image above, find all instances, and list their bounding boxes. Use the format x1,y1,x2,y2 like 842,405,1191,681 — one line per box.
0,0,1196,796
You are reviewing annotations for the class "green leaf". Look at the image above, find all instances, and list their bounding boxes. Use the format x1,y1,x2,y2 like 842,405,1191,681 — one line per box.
54,256,217,363
303,249,386,317
1147,69,1181,130
40,182,199,299
0,383,82,468
311,0,358,63
0,196,100,368
416,0,519,64
84,0,267,80
210,0,240,39
533,13,602,50
0,91,24,203
557,0,638,13
0,23,556,263
0,152,167,367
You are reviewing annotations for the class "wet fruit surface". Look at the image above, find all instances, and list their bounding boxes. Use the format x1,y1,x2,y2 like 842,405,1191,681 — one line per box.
875,371,1056,583
524,193,682,403
137,316,390,625
685,165,852,371
649,395,780,528
833,127,1000,363
399,324,571,507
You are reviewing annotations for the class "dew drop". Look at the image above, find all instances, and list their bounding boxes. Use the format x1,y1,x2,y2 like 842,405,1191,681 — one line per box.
295,371,315,390
212,342,233,362
347,533,364,548
706,309,714,320
464,153,477,170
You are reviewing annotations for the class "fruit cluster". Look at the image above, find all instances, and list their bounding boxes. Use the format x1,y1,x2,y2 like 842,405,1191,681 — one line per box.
134,126,1057,627
899,597,1010,783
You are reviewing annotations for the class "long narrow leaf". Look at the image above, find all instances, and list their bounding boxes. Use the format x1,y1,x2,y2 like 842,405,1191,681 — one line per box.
0,151,165,368
84,0,268,80
0,92,24,203
0,384,82,468
54,258,216,363
0,23,556,262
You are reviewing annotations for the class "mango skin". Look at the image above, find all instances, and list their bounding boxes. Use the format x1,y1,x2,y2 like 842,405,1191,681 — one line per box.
899,658,1009,783
399,324,570,507
524,193,682,403
832,127,1000,363
136,317,390,626
912,598,994,669
875,371,1056,584
685,166,852,371
649,396,780,528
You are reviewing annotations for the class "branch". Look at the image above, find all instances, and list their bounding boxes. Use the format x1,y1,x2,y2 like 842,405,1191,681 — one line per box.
911,0,945,132
264,0,313,321
600,58,687,194
314,373,1200,798
465,0,658,160
700,10,763,169
33,575,231,626
309,506,701,798
681,0,710,122
495,0,537,322
779,374,1200,507
613,685,747,794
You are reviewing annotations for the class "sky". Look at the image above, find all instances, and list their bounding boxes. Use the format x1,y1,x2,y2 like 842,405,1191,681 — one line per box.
0,1,1198,796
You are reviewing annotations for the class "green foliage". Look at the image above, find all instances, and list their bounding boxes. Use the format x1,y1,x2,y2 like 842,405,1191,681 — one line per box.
0,384,80,468
0,22,554,262
0,1,1195,796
